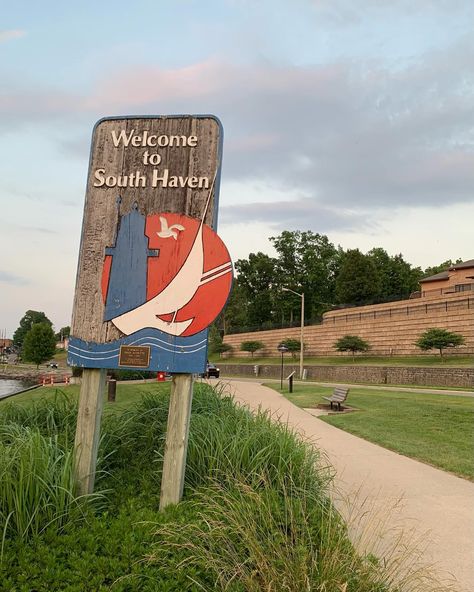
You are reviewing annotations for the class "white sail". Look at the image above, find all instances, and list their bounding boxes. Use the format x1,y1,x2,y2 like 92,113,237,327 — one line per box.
112,173,220,337
111,221,204,336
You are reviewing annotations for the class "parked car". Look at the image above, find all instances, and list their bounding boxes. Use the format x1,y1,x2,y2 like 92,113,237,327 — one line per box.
201,362,220,378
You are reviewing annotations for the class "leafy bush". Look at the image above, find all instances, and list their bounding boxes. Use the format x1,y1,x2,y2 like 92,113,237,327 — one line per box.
334,335,370,361
415,328,465,358
240,340,264,357
281,337,301,359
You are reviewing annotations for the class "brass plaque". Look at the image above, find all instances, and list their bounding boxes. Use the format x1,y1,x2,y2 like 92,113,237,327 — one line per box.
119,345,151,368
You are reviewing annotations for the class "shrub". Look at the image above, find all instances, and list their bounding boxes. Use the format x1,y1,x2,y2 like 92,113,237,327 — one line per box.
415,328,465,358
334,335,370,361
240,340,264,357
213,342,233,357
281,338,301,359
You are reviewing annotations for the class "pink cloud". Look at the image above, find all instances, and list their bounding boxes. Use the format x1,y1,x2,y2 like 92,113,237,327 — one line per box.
85,59,234,110
0,30,26,43
85,59,346,111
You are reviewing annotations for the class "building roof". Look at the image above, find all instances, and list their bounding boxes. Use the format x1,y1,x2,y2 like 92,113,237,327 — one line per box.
448,259,474,271
420,259,474,283
420,270,450,283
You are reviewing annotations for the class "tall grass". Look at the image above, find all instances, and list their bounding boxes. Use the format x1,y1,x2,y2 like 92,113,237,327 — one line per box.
185,384,332,495
0,425,103,542
147,385,386,590
153,478,395,591
0,391,105,545
0,390,78,445
0,384,456,590
149,385,455,591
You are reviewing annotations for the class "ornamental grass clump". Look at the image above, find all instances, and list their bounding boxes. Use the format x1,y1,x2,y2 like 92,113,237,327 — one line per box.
150,386,393,591
152,478,395,592
0,390,78,446
0,425,103,543
184,384,331,495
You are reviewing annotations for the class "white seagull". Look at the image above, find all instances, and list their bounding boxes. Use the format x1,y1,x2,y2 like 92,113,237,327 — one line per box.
157,216,185,240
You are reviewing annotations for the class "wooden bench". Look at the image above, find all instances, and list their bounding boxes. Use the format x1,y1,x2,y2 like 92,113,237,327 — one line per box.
323,387,349,411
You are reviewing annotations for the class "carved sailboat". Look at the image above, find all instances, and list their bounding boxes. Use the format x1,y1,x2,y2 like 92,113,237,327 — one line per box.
111,176,231,337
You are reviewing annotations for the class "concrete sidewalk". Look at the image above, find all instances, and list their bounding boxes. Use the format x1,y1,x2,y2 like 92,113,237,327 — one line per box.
219,378,474,592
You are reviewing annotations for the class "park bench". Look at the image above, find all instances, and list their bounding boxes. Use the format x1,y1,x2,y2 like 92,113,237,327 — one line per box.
323,386,349,411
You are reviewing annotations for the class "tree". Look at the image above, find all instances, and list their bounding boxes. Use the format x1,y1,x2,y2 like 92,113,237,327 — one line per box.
422,259,463,279
208,325,233,357
281,338,301,359
334,335,370,361
415,328,465,358
214,343,233,358
218,280,250,334
13,310,53,349
367,248,422,301
240,340,264,358
22,323,57,368
335,249,381,305
235,253,278,327
55,326,70,341
270,231,341,324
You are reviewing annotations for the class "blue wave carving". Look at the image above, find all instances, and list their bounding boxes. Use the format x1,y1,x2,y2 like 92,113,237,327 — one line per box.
68,327,208,373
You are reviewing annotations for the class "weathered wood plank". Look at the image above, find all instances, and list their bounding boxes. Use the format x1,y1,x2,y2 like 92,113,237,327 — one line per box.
159,373,194,509
74,368,106,495
71,116,221,343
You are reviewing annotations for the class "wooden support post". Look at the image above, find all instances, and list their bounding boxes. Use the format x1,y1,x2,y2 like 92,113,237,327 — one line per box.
74,368,106,495
160,373,194,510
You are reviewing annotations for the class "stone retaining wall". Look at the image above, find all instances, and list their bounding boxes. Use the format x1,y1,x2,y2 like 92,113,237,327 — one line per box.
224,293,474,357
217,364,474,388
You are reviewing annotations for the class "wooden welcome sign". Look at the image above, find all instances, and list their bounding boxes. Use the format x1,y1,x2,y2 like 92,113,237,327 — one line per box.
70,116,231,502
69,115,231,374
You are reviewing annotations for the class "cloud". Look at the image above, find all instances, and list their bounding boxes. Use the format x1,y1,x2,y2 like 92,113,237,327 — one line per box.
220,198,370,232
0,270,28,286
1,35,472,220
82,42,473,211
19,226,58,235
0,30,26,43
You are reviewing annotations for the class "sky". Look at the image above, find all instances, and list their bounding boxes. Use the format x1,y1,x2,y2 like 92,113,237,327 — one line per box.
1,0,473,336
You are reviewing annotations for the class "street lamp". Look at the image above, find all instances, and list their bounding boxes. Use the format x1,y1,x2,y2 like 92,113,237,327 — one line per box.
282,287,305,379
277,343,289,389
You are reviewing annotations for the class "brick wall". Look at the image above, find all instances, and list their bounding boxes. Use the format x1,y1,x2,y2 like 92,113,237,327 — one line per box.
223,293,473,357
217,363,474,388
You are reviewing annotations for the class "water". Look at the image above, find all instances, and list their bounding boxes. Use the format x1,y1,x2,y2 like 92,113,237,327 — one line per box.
0,378,31,399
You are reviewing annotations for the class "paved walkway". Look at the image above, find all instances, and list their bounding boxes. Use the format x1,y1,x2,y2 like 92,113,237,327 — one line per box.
219,375,474,397
218,378,474,592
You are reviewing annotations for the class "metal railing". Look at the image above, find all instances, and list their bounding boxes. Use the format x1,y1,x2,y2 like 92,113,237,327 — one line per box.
325,297,473,325
225,296,473,335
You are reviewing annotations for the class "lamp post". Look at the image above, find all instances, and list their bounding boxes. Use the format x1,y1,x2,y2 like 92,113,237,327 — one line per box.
277,343,289,389
282,287,305,379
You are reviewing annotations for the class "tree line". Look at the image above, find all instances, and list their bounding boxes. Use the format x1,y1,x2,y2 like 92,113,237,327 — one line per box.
217,230,461,335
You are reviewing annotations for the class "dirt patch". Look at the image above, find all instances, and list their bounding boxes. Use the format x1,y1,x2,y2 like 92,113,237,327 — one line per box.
315,403,359,414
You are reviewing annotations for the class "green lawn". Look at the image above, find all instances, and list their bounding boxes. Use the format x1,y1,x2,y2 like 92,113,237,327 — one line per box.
4,381,169,411
268,382,474,481
212,353,473,367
